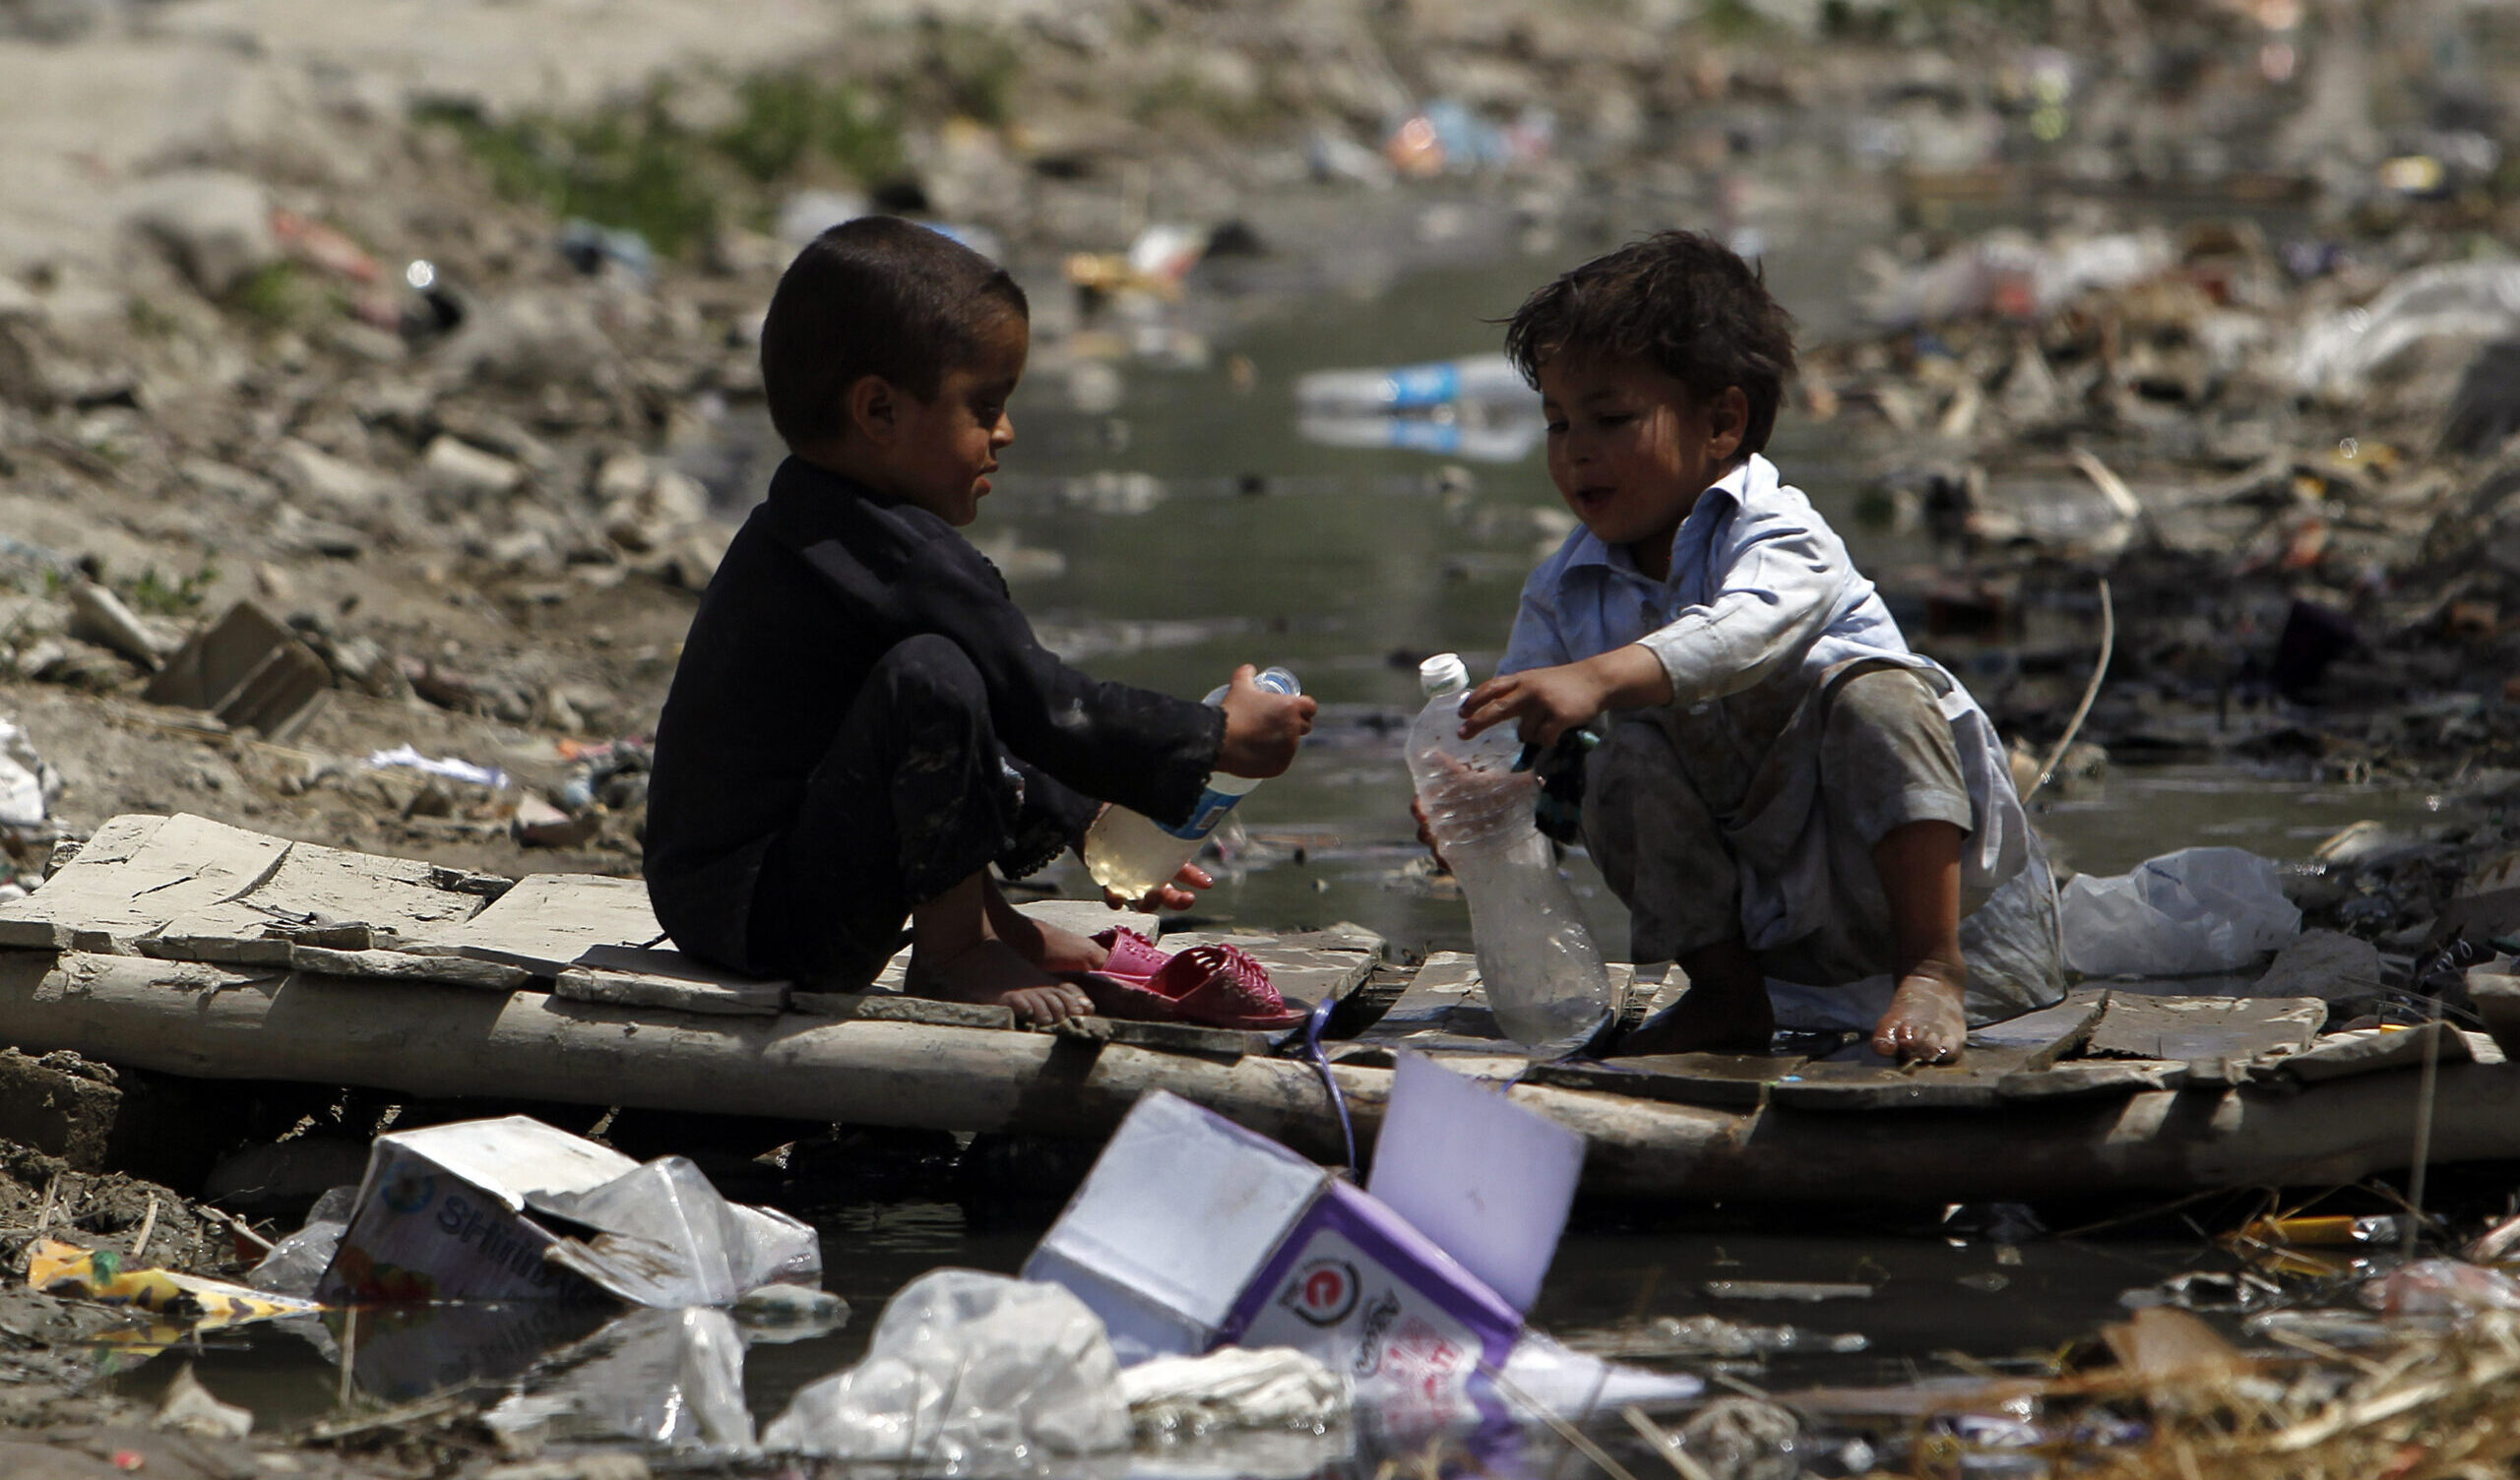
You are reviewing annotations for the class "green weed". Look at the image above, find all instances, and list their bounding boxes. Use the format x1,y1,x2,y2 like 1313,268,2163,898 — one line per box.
123,560,219,616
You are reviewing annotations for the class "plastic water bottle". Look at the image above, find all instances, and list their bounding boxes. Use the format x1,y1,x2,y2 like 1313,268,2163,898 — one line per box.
1084,666,1301,899
1405,653,1612,1057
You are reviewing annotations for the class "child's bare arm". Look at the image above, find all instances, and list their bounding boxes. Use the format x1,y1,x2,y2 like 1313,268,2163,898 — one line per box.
1458,644,1670,746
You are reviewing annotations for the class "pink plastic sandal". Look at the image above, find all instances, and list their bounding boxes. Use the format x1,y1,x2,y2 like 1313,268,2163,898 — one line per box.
1075,942,1306,1030
1089,925,1171,985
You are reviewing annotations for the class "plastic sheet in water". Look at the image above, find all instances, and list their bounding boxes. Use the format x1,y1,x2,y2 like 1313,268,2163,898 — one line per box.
2060,846,2300,977
764,1269,1130,1474
246,1185,358,1299
529,1154,821,1307
484,1305,753,1451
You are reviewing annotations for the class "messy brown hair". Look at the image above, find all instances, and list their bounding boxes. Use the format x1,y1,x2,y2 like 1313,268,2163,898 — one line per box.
761,216,1028,453
1503,229,1797,455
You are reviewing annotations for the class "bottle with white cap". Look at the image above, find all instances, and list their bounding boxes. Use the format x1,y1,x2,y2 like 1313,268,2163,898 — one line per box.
1404,652,1613,1057
1083,666,1301,900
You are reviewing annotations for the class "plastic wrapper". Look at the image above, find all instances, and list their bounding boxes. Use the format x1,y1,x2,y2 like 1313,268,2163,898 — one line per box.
763,1269,1130,1473
530,1154,821,1307
1120,1346,1348,1440
485,1306,753,1450
2363,1259,2520,1317
2060,846,2300,977
246,1185,358,1298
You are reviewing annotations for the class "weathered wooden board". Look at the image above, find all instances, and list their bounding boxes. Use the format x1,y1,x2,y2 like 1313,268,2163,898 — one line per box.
1771,989,2113,1111
288,947,531,990
788,991,1016,1029
0,814,285,952
434,874,663,974
1053,1015,1260,1061
2087,994,2325,1066
2280,1021,2474,1084
1527,1052,1811,1109
146,838,486,951
1356,952,1483,1040
1996,1060,2190,1101
555,966,788,1017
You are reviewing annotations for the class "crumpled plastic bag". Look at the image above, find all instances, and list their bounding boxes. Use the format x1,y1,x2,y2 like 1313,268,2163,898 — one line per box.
763,1269,1130,1474
2363,1259,2520,1317
1120,1346,1348,1440
2060,846,2300,977
246,1185,358,1298
528,1154,821,1307
484,1305,754,1450
0,716,59,832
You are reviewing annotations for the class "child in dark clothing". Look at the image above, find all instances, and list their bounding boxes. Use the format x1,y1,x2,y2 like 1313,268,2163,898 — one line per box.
643,217,1314,1023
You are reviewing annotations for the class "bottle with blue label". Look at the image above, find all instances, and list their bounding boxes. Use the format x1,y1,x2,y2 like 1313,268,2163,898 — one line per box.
1083,666,1301,900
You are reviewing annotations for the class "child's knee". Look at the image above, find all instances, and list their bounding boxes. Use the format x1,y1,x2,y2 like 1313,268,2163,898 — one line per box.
1821,668,1971,844
872,634,988,715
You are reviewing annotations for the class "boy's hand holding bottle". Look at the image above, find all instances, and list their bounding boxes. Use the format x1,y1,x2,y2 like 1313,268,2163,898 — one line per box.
1217,664,1316,776
1086,664,1315,912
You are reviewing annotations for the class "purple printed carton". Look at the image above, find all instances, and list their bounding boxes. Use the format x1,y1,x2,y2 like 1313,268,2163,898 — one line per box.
1227,1176,1523,1424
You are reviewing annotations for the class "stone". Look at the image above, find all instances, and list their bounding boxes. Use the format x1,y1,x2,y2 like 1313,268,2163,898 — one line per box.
2251,930,2385,1002
423,434,524,502
273,438,390,513
443,288,613,390
0,1047,120,1168
120,170,279,298
65,582,171,670
512,794,598,849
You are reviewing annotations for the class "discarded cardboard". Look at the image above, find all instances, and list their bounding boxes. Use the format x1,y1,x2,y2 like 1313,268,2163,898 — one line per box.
142,599,331,742
1024,1079,1539,1422
1366,1052,1583,1314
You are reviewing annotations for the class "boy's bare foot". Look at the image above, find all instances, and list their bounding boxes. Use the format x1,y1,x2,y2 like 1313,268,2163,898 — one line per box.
1871,965,1967,1065
980,885,1109,976
908,938,1094,1025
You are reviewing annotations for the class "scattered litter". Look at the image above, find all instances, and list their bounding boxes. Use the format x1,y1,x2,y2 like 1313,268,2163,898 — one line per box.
2061,846,2302,977
155,1362,253,1440
763,1269,1131,1467
1568,1313,1867,1359
732,1282,850,1340
245,1184,357,1298
1120,1346,1348,1440
0,715,60,832
143,599,333,743
318,1116,816,1307
488,1306,753,1451
365,743,510,790
1703,1280,1876,1303
29,1238,318,1325
2363,1258,2520,1316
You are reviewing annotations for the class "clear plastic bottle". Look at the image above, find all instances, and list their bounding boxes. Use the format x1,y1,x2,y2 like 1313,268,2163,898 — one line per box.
1405,652,1612,1057
1083,666,1301,899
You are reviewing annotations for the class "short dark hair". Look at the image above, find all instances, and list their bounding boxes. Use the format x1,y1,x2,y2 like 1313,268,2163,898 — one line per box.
760,216,1029,452
1503,230,1797,455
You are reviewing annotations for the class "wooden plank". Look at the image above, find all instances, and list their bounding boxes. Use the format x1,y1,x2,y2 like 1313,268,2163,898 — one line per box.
1053,1015,1258,1062
787,991,1015,1030
2280,1022,2474,1084
1356,952,1480,1040
1771,988,2113,1111
2087,995,2325,1065
287,947,533,990
149,838,485,947
432,874,663,974
1526,1052,1809,1109
554,966,788,1017
0,813,286,953
1967,988,2110,1070
26,948,2520,1203
1997,1060,2190,1101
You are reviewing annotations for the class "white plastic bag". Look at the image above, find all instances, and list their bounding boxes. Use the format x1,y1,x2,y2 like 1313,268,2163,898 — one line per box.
764,1270,1129,1474
0,717,58,832
484,1306,754,1450
2060,846,2301,977
1120,1346,1348,1440
530,1154,821,1307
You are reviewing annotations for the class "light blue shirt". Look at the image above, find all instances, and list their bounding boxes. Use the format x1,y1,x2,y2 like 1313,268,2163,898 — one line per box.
1499,454,1914,697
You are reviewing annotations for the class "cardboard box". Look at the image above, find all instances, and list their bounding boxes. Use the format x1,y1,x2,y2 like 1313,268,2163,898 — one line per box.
1020,1090,1324,1363
318,1116,639,1304
1023,1087,1523,1411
